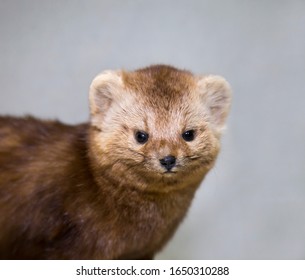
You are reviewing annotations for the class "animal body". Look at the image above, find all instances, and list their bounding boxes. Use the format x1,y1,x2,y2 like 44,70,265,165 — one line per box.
0,65,231,259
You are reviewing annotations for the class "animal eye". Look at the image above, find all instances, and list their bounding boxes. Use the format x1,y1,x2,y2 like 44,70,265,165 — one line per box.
135,131,149,144
182,130,195,142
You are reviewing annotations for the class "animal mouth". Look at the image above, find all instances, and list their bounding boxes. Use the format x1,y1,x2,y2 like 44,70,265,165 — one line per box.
163,170,177,174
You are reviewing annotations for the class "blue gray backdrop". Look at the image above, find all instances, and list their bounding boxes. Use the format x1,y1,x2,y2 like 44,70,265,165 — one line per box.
1,0,304,259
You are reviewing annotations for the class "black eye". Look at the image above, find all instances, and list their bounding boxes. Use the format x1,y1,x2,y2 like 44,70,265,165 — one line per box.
135,131,149,144
182,130,195,142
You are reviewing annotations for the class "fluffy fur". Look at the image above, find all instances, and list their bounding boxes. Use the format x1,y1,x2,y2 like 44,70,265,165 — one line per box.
0,65,231,259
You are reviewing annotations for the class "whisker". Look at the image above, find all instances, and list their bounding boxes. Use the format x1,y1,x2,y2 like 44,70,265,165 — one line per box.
185,155,202,160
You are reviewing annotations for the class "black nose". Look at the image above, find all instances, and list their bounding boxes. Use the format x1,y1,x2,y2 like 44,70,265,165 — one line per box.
159,155,176,171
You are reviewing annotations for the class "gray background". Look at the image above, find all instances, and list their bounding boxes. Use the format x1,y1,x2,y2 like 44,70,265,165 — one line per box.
1,0,305,259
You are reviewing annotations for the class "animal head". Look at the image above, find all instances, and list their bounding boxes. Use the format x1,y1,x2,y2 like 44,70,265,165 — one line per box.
89,65,231,190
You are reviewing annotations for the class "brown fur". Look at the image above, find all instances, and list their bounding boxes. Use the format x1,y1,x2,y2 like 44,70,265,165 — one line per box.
0,65,231,259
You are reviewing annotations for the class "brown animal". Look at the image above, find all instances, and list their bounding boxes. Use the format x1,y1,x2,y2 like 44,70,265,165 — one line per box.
0,65,231,259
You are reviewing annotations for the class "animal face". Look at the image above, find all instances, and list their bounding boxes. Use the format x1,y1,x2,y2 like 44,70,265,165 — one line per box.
89,65,231,187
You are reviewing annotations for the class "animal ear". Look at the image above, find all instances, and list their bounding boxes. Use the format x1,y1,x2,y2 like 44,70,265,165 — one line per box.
89,70,123,116
197,75,232,132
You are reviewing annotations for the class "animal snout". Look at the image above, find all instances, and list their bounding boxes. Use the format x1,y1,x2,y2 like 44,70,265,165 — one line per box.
159,155,176,171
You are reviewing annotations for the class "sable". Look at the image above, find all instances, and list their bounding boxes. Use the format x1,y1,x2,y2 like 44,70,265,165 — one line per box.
0,65,231,259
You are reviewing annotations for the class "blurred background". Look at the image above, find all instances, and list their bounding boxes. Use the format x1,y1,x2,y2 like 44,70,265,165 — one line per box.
0,0,304,259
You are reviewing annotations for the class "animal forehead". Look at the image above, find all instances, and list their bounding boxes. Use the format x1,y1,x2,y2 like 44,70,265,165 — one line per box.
122,65,196,107
145,106,191,135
